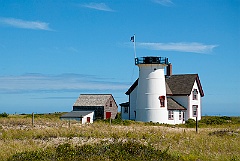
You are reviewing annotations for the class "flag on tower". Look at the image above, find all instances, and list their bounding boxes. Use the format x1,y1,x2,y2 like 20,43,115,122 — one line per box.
130,34,136,58
130,36,134,42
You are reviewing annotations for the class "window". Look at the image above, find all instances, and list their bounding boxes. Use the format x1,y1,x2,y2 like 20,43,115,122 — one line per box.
110,101,112,107
124,107,128,113
192,89,198,100
179,111,182,120
168,111,174,120
192,105,198,117
159,96,165,107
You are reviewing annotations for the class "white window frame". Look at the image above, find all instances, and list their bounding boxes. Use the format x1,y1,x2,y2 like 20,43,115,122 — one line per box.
168,110,174,120
179,111,182,120
192,89,198,100
192,105,198,117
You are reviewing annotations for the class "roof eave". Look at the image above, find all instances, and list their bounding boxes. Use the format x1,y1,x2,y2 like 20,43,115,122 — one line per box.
196,75,204,97
167,108,187,110
125,79,138,95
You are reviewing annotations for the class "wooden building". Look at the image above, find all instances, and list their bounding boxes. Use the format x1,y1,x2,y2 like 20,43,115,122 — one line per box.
61,94,118,123
73,94,118,120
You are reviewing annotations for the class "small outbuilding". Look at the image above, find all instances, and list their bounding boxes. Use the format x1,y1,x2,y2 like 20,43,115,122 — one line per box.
60,94,118,123
60,111,94,124
73,94,118,120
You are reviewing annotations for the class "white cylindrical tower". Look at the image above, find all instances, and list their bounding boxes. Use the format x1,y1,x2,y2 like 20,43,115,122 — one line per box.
135,56,169,123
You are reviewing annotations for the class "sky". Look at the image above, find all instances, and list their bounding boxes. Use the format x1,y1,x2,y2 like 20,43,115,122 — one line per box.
0,0,239,116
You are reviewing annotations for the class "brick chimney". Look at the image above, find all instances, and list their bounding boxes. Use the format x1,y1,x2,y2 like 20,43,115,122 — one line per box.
166,64,172,76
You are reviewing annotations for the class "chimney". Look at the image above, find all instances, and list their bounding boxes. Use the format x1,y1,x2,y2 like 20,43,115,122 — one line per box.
166,64,172,76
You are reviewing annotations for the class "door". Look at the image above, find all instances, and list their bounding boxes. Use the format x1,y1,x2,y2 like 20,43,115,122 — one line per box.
106,112,111,119
87,117,90,123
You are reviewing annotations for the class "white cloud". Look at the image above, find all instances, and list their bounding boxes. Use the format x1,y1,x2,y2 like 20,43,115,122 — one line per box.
0,73,128,94
0,17,52,31
152,0,174,6
137,42,218,54
81,3,115,12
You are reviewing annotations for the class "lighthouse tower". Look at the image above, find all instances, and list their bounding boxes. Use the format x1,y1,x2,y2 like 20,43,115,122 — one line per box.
135,56,169,123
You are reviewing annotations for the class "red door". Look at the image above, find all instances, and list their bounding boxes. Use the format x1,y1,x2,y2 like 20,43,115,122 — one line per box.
106,112,111,119
87,117,90,123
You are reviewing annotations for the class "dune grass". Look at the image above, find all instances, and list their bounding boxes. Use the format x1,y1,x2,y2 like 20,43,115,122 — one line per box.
0,114,239,160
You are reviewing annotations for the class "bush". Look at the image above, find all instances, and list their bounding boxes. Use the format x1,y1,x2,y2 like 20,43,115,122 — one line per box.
8,149,55,161
111,118,123,125
185,119,196,128
209,130,239,137
115,112,121,119
0,112,8,117
8,141,183,161
200,116,225,125
220,116,231,120
122,120,132,126
98,115,135,126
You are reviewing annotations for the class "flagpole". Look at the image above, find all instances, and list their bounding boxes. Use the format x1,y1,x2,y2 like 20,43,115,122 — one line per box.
131,34,137,59
134,34,136,58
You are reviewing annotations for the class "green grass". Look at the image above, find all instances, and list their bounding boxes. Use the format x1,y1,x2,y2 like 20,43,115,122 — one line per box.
0,114,239,160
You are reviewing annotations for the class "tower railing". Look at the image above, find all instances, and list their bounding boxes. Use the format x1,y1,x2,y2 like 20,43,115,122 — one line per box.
135,56,169,65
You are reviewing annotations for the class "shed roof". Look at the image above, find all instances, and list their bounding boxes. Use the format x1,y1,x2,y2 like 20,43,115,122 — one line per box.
60,111,94,118
73,94,113,107
167,97,186,110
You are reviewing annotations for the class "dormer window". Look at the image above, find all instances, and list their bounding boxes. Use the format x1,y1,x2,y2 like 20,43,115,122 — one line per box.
192,89,198,100
159,96,165,107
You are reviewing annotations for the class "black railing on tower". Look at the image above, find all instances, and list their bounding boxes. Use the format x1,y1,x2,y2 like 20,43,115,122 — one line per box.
135,57,169,65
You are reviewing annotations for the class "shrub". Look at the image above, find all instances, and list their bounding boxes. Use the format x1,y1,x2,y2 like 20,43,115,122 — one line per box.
0,112,8,117
209,130,239,137
122,120,132,126
200,116,225,125
220,116,231,120
112,118,123,125
185,119,196,128
115,112,121,119
8,149,55,161
8,141,182,161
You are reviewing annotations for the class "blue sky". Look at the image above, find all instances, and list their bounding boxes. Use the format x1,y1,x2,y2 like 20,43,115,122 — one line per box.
0,0,239,116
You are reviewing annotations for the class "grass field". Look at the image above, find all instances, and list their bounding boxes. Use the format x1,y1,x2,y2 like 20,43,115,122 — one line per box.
0,113,239,160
